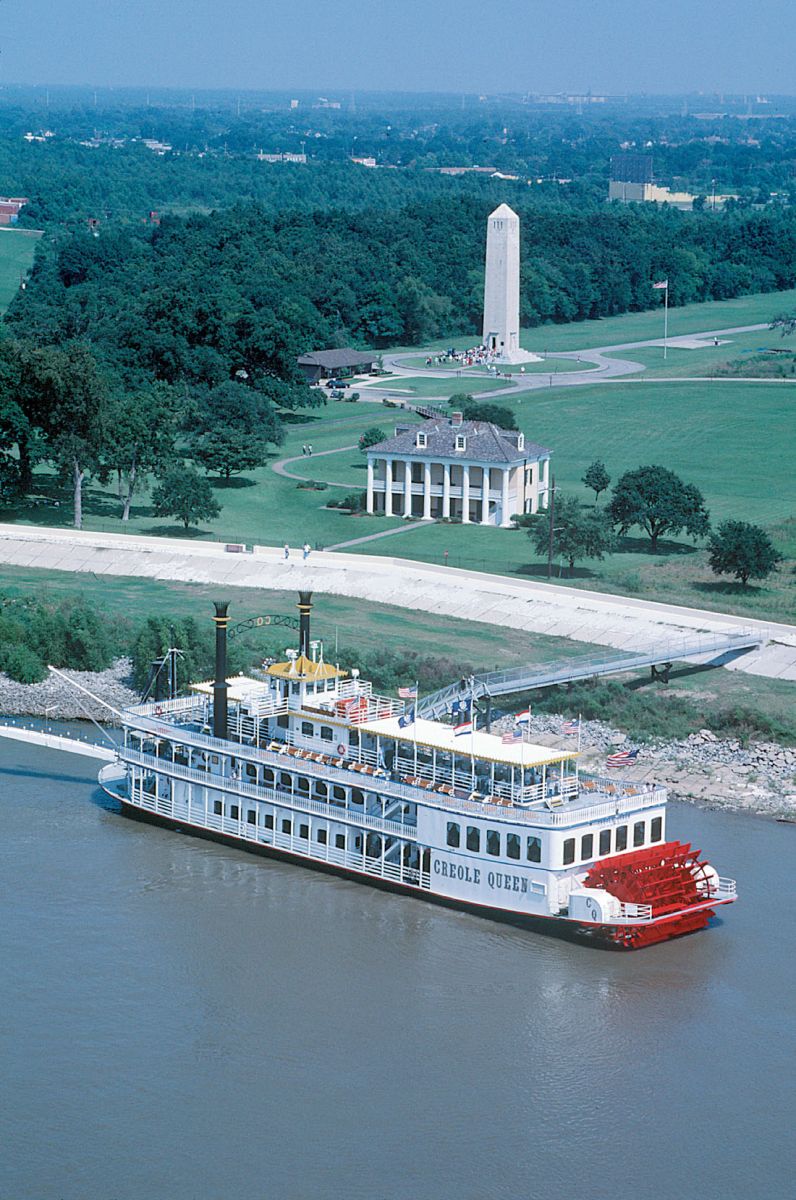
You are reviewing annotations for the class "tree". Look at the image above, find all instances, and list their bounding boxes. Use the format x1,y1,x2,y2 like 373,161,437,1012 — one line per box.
104,385,177,520
708,521,783,586
524,493,616,575
582,459,611,502
609,465,710,553
151,466,221,530
358,427,387,452
40,345,111,529
189,380,282,479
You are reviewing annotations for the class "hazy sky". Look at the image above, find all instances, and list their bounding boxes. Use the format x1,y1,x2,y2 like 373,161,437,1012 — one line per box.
3,0,793,95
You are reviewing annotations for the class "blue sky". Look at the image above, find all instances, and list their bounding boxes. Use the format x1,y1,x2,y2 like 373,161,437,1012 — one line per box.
3,0,793,94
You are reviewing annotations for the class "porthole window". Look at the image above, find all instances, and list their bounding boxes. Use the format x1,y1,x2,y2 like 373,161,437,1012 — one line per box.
486,829,500,857
506,834,520,860
526,836,541,863
446,822,461,848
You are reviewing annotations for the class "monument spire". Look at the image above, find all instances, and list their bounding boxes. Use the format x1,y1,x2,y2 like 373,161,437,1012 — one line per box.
482,204,540,365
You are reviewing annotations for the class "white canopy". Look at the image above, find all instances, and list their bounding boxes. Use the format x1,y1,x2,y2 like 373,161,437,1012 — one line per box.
358,715,576,768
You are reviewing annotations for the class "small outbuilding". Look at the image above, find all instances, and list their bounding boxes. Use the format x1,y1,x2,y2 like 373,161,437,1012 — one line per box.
296,348,377,383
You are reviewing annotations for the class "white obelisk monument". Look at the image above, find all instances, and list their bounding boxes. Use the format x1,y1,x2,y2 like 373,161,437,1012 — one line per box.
482,203,540,364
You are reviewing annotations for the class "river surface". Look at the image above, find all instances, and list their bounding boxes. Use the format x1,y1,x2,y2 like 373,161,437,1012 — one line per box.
1,737,794,1200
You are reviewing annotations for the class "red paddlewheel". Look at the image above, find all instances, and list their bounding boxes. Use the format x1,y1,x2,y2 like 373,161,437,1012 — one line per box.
583,840,716,949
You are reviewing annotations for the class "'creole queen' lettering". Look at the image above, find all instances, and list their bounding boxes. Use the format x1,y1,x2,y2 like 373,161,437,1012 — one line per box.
434,857,532,893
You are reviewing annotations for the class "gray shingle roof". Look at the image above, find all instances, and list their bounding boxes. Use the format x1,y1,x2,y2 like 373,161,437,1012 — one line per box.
367,419,550,464
297,349,376,369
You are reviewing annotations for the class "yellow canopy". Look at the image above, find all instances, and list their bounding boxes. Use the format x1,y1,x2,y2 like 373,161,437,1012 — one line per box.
266,654,344,681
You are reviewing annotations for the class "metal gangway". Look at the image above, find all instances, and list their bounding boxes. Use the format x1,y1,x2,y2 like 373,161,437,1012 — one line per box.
416,629,764,722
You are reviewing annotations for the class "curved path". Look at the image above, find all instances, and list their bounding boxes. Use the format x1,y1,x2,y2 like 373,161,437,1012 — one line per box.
272,444,359,489
0,524,793,683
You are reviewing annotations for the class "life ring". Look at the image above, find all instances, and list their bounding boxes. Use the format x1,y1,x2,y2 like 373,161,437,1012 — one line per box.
337,743,347,756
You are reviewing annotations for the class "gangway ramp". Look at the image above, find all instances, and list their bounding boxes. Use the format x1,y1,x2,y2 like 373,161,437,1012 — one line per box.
417,630,763,721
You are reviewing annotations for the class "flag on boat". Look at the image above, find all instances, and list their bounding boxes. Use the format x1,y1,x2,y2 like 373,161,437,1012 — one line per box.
347,697,371,725
398,685,418,699
451,698,470,718
502,728,523,744
562,719,580,736
514,709,531,725
652,279,669,289
605,747,639,769
454,720,473,737
398,705,415,729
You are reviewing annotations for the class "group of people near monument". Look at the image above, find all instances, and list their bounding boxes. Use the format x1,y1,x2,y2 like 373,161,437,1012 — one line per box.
426,344,508,370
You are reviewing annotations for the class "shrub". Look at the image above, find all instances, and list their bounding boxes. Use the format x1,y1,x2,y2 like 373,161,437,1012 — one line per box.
0,643,47,683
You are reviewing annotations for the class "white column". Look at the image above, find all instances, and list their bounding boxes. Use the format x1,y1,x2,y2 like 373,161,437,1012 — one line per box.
480,466,490,525
530,465,539,515
442,462,451,519
366,458,375,513
384,458,393,516
541,457,550,509
423,462,432,519
462,464,470,523
403,460,412,518
501,468,511,527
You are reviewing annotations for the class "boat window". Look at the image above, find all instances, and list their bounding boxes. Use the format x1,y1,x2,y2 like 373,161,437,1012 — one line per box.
650,817,663,842
314,781,328,798
446,822,460,848
349,729,360,747
486,829,500,856
277,714,289,728
282,819,292,834
299,823,309,840
633,821,645,847
246,764,257,778
247,810,256,824
213,800,223,816
297,777,310,793
506,834,520,860
351,788,364,806
301,721,314,737
581,834,593,860
526,836,541,863
333,785,346,801
466,826,480,852
291,682,300,695
335,833,346,850
366,833,382,857
599,829,612,856
321,726,334,741
263,769,274,785
615,825,628,851
264,813,274,829
563,838,575,865
317,828,327,844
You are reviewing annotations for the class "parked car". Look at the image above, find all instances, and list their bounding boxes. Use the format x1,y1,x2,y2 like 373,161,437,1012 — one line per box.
325,378,346,389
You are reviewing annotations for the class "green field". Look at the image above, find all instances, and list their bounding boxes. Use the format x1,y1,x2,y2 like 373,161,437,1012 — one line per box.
615,326,796,378
360,375,509,398
0,229,41,314
397,355,594,376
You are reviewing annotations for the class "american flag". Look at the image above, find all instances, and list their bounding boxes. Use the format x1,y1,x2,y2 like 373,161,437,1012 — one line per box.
502,728,523,744
347,697,370,725
562,719,580,735
454,720,473,737
605,747,639,769
514,709,531,725
652,279,669,290
398,685,418,699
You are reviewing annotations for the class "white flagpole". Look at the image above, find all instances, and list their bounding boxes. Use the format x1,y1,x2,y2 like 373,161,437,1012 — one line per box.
664,283,669,360
577,713,582,753
412,680,418,776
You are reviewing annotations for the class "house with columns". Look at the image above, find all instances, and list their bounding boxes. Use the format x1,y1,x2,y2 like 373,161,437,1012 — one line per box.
366,414,551,526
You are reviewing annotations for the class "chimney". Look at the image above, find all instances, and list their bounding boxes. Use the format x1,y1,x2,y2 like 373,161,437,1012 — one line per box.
297,591,313,657
212,601,229,740
451,411,463,426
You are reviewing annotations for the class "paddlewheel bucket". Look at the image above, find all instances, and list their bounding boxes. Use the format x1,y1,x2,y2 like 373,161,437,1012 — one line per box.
583,840,716,949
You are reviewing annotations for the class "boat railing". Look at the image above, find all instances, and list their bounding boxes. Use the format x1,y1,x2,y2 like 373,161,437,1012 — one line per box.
124,719,663,827
128,695,207,719
714,877,737,898
122,747,418,839
616,902,654,922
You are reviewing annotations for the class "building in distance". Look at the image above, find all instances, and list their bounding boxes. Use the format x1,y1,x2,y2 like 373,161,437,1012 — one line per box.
365,412,550,526
296,348,377,384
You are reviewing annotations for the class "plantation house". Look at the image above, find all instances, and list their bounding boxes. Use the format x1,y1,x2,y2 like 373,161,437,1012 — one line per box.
366,413,551,526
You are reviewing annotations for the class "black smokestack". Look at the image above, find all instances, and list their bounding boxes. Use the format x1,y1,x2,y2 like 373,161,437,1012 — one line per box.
297,591,313,658
213,601,229,740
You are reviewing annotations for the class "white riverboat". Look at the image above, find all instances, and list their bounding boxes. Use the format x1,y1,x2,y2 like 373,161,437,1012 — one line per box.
101,594,737,949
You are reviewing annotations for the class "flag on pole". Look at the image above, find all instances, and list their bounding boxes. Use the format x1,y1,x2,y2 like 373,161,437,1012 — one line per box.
605,747,639,769
562,719,580,736
502,727,523,744
652,279,669,289
454,720,473,737
398,684,418,699
348,697,370,725
398,705,416,729
514,709,531,725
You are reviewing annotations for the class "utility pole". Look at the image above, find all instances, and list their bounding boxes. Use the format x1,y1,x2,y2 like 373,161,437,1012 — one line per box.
546,474,556,580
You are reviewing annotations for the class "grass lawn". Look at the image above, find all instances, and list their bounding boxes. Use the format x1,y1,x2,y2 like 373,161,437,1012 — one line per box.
518,287,796,353
360,375,509,398
616,326,796,378
397,355,594,375
0,229,41,314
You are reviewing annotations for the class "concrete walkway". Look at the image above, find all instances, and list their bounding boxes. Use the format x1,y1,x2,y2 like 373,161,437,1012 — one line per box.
326,520,427,551
1,524,794,683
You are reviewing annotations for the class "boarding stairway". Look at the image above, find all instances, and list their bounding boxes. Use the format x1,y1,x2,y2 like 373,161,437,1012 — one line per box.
416,630,763,722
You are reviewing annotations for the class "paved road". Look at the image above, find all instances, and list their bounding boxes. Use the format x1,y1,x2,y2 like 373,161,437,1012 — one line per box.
379,321,772,400
1,524,793,683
